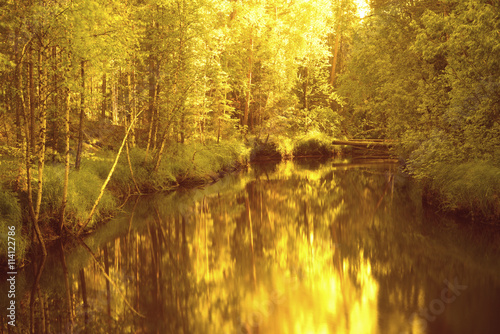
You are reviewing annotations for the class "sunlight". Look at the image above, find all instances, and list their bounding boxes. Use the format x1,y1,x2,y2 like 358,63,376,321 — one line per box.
354,0,370,18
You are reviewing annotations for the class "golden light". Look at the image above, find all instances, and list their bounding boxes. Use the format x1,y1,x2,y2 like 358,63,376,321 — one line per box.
354,0,370,19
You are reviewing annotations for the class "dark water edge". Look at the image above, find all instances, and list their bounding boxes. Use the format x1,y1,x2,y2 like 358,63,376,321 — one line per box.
2,159,500,334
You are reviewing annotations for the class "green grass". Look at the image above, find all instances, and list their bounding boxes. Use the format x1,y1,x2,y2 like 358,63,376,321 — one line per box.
428,161,500,220
41,163,117,229
249,132,337,160
0,186,28,265
293,132,336,157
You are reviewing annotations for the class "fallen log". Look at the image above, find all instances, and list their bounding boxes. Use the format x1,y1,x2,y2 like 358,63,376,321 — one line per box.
332,139,394,148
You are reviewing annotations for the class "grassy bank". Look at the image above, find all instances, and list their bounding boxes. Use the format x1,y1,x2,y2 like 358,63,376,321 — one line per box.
0,133,342,266
422,161,500,223
0,140,249,266
249,132,341,160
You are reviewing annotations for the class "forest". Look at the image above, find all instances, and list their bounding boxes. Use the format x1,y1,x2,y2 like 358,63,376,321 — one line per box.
0,0,499,263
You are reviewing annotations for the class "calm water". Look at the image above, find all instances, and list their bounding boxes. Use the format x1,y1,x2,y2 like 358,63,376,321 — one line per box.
3,159,500,334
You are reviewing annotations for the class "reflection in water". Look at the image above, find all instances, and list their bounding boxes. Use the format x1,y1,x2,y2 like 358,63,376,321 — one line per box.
3,160,500,333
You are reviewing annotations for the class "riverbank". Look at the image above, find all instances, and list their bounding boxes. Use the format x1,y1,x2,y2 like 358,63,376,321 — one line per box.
2,130,498,268
0,132,341,267
0,141,247,267
421,161,500,224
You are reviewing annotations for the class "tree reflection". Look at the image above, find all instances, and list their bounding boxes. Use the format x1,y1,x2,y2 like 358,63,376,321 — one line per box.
8,160,500,333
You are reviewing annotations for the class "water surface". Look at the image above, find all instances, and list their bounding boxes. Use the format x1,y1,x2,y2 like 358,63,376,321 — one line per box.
3,159,500,333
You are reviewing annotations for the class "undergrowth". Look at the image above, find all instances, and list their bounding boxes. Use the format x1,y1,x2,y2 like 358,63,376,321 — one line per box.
0,186,28,266
250,132,337,160
427,161,500,220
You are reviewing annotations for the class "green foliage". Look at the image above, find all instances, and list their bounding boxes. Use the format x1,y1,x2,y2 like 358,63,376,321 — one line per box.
249,133,336,160
67,167,117,227
162,141,248,182
0,186,28,264
41,163,116,228
249,138,281,161
293,132,336,157
338,0,500,218
429,162,500,219
127,147,177,192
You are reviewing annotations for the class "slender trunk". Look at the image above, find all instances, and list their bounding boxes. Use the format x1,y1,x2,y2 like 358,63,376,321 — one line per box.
29,47,36,154
51,46,59,153
101,73,107,119
145,57,156,160
152,82,160,150
330,0,343,87
75,60,85,170
132,70,137,147
24,77,36,223
76,109,143,236
126,140,141,193
38,292,46,334
153,130,169,172
111,77,118,124
34,46,47,256
128,71,136,147
243,35,253,130
330,32,341,86
14,32,26,192
304,67,309,110
59,90,70,234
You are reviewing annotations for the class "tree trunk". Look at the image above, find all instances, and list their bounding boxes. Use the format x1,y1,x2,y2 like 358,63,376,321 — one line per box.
34,46,47,257
76,109,143,236
29,47,36,155
14,32,26,192
51,46,59,154
330,1,343,86
243,35,253,130
101,73,107,119
59,90,70,234
111,76,119,124
145,56,157,159
75,60,85,170
130,70,137,147
330,32,341,86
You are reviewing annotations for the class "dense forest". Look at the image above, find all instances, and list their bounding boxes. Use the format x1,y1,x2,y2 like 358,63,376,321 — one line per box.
0,0,499,262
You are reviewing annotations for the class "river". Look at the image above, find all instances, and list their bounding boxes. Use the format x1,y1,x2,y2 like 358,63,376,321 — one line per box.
3,159,500,333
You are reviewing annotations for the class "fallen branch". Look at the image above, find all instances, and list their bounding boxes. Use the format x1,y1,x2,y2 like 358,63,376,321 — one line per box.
76,109,144,237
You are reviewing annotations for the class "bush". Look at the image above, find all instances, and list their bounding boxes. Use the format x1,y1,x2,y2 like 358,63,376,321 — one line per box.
429,161,500,219
249,139,281,161
293,132,335,157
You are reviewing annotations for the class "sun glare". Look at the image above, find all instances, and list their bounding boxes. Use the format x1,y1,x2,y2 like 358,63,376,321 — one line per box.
355,0,370,19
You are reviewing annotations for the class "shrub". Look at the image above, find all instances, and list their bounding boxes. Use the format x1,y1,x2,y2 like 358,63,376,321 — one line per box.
249,139,280,161
293,132,335,157
430,161,500,219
